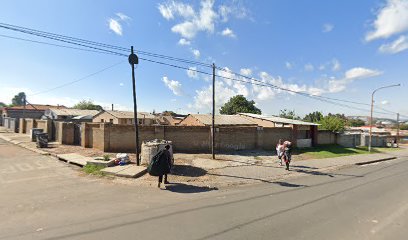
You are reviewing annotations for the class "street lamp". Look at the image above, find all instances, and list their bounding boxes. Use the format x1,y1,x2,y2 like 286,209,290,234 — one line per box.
368,84,400,152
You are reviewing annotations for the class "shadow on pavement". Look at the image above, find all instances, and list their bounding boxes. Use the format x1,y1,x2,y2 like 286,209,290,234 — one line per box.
291,165,318,170
164,183,218,193
171,165,207,177
273,181,308,188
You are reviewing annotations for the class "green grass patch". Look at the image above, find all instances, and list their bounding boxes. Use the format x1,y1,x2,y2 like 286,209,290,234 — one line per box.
82,164,107,177
296,144,400,159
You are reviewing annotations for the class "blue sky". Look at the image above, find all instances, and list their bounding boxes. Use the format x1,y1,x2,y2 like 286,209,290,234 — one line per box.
0,0,407,118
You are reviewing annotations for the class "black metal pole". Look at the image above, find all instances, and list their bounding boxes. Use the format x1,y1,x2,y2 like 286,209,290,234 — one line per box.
129,46,140,165
212,63,215,160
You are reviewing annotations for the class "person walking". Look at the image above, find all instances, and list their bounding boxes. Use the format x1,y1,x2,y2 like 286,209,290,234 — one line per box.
148,145,173,188
276,139,285,166
283,140,292,171
158,145,172,188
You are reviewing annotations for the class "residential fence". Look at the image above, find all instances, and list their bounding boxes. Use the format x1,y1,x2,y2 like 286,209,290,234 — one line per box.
7,118,393,153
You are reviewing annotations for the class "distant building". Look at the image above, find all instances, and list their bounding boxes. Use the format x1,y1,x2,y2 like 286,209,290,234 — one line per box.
238,113,319,148
179,114,258,127
43,108,100,122
93,110,156,125
2,104,65,119
155,115,183,126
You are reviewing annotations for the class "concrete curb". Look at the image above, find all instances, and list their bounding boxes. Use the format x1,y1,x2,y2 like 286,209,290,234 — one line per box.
355,157,397,166
0,134,50,155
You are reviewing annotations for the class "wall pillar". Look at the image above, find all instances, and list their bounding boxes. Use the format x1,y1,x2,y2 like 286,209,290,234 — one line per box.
292,125,298,147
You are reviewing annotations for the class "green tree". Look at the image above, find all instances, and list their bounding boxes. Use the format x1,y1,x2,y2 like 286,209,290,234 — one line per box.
348,118,366,127
279,109,300,120
220,95,261,115
11,92,26,106
73,100,103,111
162,110,176,116
319,115,346,132
0,102,7,108
400,124,408,130
303,111,323,123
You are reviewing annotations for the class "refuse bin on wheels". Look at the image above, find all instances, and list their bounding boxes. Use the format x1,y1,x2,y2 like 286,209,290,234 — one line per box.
36,133,48,148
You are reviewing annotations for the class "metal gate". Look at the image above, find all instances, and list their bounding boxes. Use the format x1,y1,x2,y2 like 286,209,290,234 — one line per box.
73,123,81,145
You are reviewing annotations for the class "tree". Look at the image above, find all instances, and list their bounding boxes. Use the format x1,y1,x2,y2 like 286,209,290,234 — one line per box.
279,109,300,120
303,111,323,123
162,110,176,116
348,118,365,127
0,102,7,108
400,124,408,130
220,95,261,115
11,92,26,106
319,115,346,132
73,100,103,111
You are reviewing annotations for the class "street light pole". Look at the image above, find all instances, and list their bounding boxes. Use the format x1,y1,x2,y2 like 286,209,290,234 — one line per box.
368,84,400,152
129,46,140,165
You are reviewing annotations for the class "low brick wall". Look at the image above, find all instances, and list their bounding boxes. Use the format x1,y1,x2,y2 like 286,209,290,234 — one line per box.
80,123,294,153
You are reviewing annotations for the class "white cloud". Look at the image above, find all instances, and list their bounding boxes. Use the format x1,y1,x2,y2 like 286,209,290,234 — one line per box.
191,48,201,58
116,13,131,21
322,23,334,33
240,68,252,76
108,19,123,36
379,35,408,54
381,100,389,105
108,13,131,36
218,2,249,22
192,80,237,110
162,76,183,96
187,67,198,79
158,1,195,20
319,64,326,71
344,67,382,80
221,27,236,38
328,67,383,93
366,0,408,41
178,38,191,45
158,0,249,40
332,58,341,71
304,63,314,71
285,61,293,70
119,83,124,87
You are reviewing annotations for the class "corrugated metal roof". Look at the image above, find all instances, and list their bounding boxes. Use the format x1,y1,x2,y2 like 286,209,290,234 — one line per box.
190,114,257,126
51,108,100,117
104,110,156,119
238,113,319,126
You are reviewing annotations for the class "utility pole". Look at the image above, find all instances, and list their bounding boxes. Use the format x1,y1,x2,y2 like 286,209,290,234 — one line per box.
212,63,215,160
128,46,140,165
397,113,400,147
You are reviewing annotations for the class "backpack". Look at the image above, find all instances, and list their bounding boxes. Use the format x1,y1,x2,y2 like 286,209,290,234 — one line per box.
147,150,171,176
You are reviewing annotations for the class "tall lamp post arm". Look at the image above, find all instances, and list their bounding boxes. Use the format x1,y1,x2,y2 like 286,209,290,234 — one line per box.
368,84,400,152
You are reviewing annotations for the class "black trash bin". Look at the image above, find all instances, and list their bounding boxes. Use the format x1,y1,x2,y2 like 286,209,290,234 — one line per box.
36,133,48,148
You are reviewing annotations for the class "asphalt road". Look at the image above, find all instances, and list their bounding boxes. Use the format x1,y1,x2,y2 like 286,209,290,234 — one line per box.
1,138,408,240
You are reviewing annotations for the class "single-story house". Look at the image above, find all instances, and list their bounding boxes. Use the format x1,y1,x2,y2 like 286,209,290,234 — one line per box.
179,114,258,127
155,115,183,126
93,110,156,125
238,113,319,147
2,104,65,119
43,108,100,122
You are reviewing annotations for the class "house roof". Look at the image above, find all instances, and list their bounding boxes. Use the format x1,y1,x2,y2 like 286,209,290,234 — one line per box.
97,110,156,119
188,114,257,126
4,104,66,111
238,113,319,126
50,108,100,117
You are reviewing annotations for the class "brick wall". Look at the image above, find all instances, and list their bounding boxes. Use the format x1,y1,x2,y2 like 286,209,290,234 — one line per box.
317,130,336,145
262,127,293,150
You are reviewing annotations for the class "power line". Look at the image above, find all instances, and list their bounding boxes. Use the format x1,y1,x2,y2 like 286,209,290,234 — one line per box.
0,22,400,116
0,22,212,67
0,34,122,56
30,61,125,96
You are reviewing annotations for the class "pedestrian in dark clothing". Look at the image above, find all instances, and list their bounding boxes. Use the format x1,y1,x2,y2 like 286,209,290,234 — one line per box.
158,145,172,188
283,141,292,170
